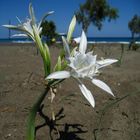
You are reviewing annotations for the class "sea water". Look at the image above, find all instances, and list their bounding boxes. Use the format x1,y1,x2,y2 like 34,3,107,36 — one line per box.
0,37,140,43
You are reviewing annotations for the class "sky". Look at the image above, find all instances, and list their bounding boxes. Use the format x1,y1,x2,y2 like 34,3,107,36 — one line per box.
0,0,140,38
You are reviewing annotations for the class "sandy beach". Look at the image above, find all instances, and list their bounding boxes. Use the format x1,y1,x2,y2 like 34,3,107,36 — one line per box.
0,43,140,140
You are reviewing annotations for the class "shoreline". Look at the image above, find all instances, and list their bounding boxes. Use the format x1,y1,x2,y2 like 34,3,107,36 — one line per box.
0,41,133,45
0,41,139,48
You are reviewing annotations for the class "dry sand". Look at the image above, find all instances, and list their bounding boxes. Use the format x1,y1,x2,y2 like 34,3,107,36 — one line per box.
0,43,140,140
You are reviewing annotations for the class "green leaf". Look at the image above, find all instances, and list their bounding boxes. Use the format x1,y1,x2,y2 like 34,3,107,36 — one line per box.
61,60,68,70
59,49,65,59
44,43,51,74
67,15,76,43
62,36,70,58
71,47,78,57
54,56,62,71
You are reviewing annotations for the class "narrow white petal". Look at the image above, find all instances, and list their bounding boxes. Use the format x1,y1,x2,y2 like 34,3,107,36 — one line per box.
79,31,87,54
79,84,95,108
46,71,70,79
86,54,97,65
12,34,28,37
3,25,24,32
16,16,22,23
48,11,54,15
92,79,114,96
87,51,93,55
23,20,33,35
73,37,81,44
3,25,18,28
38,11,55,28
97,59,118,68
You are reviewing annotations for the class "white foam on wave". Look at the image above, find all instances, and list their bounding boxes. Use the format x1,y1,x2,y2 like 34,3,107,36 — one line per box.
87,41,140,44
12,41,33,43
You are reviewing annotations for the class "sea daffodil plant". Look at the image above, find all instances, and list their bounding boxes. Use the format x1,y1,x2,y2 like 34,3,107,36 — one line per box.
3,4,118,140
3,4,54,77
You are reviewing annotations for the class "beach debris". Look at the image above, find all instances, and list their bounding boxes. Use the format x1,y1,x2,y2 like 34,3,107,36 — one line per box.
5,133,12,138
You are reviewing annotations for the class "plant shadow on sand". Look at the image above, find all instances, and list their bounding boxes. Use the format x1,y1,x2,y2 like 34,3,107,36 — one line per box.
35,105,87,140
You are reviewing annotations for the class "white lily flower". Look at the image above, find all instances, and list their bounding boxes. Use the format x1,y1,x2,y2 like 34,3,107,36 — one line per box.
46,31,118,108
3,4,54,41
3,18,41,41
3,4,53,77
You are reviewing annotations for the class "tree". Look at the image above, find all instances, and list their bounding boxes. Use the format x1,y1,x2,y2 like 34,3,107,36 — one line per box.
128,14,140,40
128,14,140,50
75,0,118,33
41,20,58,44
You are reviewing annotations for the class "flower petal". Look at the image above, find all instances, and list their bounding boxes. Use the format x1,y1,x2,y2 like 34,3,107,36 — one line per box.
3,25,20,30
92,79,114,96
73,37,81,44
46,71,70,79
38,11,54,29
12,34,28,37
97,59,118,68
79,31,87,54
23,19,34,35
79,84,95,108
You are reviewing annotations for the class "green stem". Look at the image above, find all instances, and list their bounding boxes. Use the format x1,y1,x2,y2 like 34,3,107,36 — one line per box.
118,44,124,66
27,81,54,140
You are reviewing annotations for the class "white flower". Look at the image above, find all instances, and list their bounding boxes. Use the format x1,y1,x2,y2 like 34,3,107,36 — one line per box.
46,31,118,108
3,4,54,41
3,4,54,77
3,18,41,41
